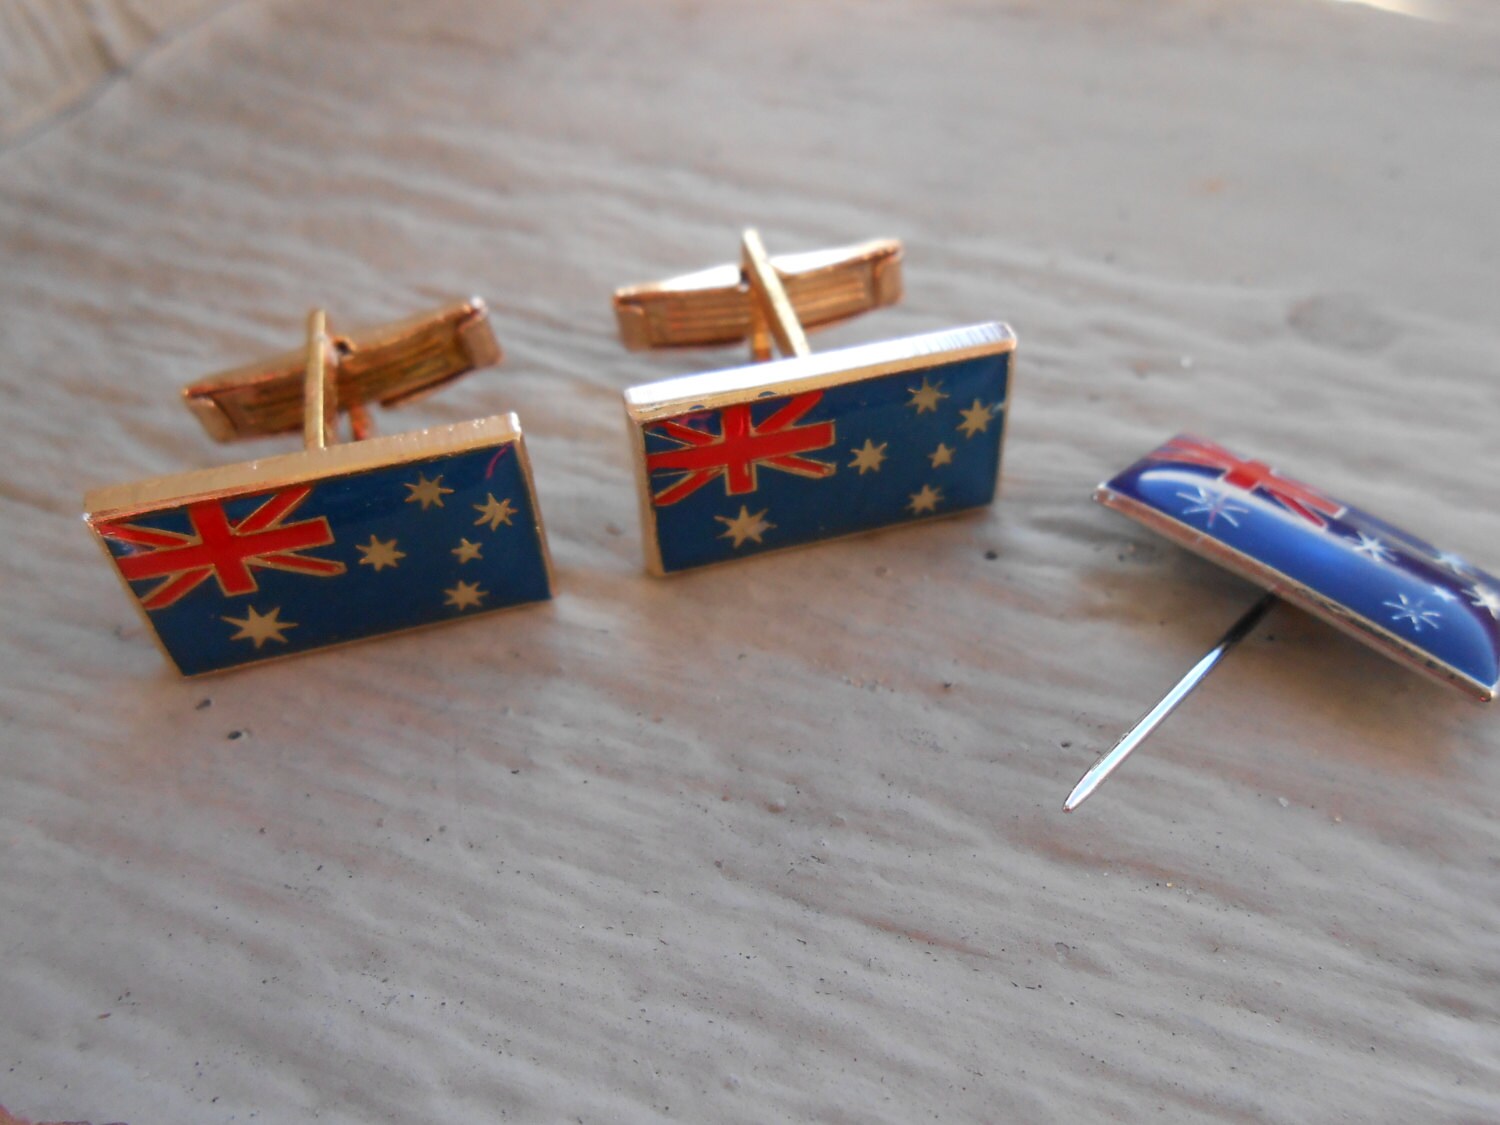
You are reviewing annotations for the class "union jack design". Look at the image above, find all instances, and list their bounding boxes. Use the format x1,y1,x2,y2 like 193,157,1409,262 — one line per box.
646,392,836,505
97,487,343,609
1146,435,1345,527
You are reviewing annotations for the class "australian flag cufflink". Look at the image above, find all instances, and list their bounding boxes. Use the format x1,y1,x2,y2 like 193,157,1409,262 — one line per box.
83,301,554,676
612,230,1017,575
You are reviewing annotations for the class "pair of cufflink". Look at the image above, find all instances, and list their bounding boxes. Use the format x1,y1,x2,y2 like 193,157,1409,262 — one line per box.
82,229,1497,811
84,229,1016,676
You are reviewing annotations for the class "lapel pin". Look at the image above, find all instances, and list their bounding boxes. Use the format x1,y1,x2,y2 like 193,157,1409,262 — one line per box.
1066,433,1497,811
84,299,554,675
613,229,1017,574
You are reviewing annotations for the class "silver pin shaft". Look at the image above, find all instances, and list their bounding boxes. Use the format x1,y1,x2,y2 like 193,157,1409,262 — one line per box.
1063,592,1278,812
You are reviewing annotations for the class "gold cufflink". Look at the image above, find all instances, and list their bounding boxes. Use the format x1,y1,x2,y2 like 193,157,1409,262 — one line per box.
83,299,554,675
613,229,1016,574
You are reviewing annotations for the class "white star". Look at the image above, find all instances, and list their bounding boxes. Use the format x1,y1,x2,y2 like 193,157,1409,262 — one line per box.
715,506,774,548
444,580,487,611
1176,486,1247,528
473,494,517,531
907,484,943,515
1435,550,1472,575
222,605,297,649
1429,585,1459,604
405,473,453,510
1468,584,1500,620
1350,532,1395,564
356,535,405,572
957,400,995,439
906,378,948,414
848,439,888,475
1383,593,1441,633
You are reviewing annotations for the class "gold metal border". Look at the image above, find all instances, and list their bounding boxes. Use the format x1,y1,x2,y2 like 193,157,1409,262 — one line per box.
1096,487,1496,702
624,323,1016,577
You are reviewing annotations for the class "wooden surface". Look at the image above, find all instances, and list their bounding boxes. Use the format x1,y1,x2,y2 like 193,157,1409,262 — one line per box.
2,2,1499,1121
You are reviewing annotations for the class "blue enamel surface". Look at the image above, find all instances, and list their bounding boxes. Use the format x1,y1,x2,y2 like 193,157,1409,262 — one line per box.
644,344,1011,573
1104,435,1500,695
98,442,551,674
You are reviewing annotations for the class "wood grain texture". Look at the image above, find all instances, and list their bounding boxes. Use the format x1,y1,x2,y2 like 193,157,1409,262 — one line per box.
1,1,1498,1121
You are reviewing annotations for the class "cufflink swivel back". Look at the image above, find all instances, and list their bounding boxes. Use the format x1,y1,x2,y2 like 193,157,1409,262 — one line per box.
613,230,1017,575
84,299,554,675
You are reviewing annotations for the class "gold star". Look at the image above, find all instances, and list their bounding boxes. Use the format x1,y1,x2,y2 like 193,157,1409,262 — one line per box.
356,535,404,572
848,439,888,475
473,493,517,531
222,605,297,649
907,484,943,515
957,399,995,438
405,473,453,510
907,377,948,414
715,505,774,548
444,580,487,611
452,538,483,564
929,442,955,468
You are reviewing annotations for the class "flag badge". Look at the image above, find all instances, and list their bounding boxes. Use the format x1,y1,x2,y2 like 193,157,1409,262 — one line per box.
83,301,553,675
614,231,1016,575
1097,434,1498,700
1065,434,1495,811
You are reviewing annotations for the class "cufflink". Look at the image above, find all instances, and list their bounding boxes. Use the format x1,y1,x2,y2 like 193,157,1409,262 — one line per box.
613,230,1017,575
83,299,554,675
1065,433,1498,810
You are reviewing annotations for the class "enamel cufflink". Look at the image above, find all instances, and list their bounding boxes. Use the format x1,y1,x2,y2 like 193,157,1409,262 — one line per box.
1066,434,1498,810
613,230,1017,575
83,300,554,675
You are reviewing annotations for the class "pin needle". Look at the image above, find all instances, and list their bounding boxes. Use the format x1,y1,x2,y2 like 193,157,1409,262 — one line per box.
1063,592,1277,812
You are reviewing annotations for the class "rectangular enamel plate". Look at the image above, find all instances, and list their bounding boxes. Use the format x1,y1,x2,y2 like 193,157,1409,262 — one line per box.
84,414,553,675
623,322,1016,574
1097,434,1499,700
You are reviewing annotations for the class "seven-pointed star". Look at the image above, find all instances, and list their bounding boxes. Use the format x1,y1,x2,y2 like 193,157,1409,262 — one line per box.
444,580,487,611
848,439,888,475
474,494,517,531
715,505,774,548
452,538,483,564
1469,583,1500,620
907,484,943,514
405,473,453,510
929,442,955,468
957,400,995,438
356,535,405,571
222,605,297,649
906,377,948,414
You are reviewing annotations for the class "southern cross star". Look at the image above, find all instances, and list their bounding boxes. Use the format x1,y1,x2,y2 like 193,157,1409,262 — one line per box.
473,494,517,531
957,400,995,439
848,439,888,475
908,484,943,514
405,473,453,510
1350,532,1395,564
444,580,487,611
1383,593,1441,632
906,377,948,414
1468,583,1500,620
356,535,405,571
